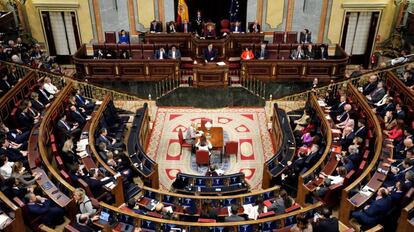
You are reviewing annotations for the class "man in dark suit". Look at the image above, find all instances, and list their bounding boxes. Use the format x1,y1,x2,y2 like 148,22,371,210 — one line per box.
299,29,312,43
351,188,392,229
0,74,12,94
335,104,351,123
0,138,26,162
69,104,87,127
30,92,46,112
313,207,339,232
354,119,367,139
366,81,386,104
224,205,245,222
341,127,355,152
384,158,414,187
180,20,192,33
317,44,329,60
362,75,378,95
248,20,261,33
74,90,95,114
150,20,162,32
303,144,321,172
84,168,115,198
326,94,346,116
56,115,81,138
73,214,97,232
374,96,395,117
395,103,406,120
17,107,34,131
155,47,167,59
343,145,361,172
96,128,124,151
203,44,217,63
255,43,268,60
35,85,53,105
25,193,65,227
231,21,243,33
305,44,316,60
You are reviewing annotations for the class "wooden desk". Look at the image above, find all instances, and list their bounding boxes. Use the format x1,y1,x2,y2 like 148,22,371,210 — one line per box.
201,127,224,149
33,167,72,207
193,63,229,88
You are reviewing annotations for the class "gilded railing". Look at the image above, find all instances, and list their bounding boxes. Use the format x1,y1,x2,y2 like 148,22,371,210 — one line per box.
0,61,145,102
276,59,414,103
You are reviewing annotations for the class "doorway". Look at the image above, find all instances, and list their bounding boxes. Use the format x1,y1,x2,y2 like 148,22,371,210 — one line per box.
340,11,380,68
41,11,81,63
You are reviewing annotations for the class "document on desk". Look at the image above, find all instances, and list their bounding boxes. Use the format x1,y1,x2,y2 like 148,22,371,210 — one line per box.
216,62,226,66
360,186,374,196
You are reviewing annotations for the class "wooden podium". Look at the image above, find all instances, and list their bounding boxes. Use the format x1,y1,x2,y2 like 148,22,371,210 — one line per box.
193,63,229,88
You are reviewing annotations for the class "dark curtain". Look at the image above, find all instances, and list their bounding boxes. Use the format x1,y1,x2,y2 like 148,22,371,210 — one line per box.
174,0,247,31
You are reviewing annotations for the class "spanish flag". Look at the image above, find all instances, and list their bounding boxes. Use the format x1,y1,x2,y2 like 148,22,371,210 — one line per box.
177,0,189,24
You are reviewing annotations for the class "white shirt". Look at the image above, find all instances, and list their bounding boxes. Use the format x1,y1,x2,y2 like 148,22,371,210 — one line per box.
172,51,176,59
0,161,14,179
43,83,58,95
326,175,344,185
196,141,212,151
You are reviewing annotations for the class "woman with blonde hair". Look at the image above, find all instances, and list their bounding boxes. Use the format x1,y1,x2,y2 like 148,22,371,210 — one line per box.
73,188,97,222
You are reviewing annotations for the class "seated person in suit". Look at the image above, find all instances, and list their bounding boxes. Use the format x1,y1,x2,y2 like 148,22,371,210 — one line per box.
57,115,81,138
313,207,339,232
255,43,268,60
96,128,124,151
299,28,312,43
69,104,88,127
335,104,352,124
0,74,12,95
35,84,53,105
318,44,329,60
0,137,27,163
155,47,167,60
203,44,217,63
241,47,254,60
180,20,192,33
204,24,216,38
73,214,99,232
104,48,116,59
166,21,177,33
249,20,261,33
305,44,315,60
150,20,162,33
290,45,305,60
118,30,129,44
225,204,245,222
73,89,95,114
84,168,116,198
340,126,355,152
231,21,243,33
361,75,378,96
351,187,392,229
30,92,46,112
168,46,181,59
16,104,35,131
0,118,30,144
366,81,386,104
25,193,65,227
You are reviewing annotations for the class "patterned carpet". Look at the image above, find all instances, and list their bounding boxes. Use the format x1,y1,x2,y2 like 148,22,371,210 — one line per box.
146,107,274,191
